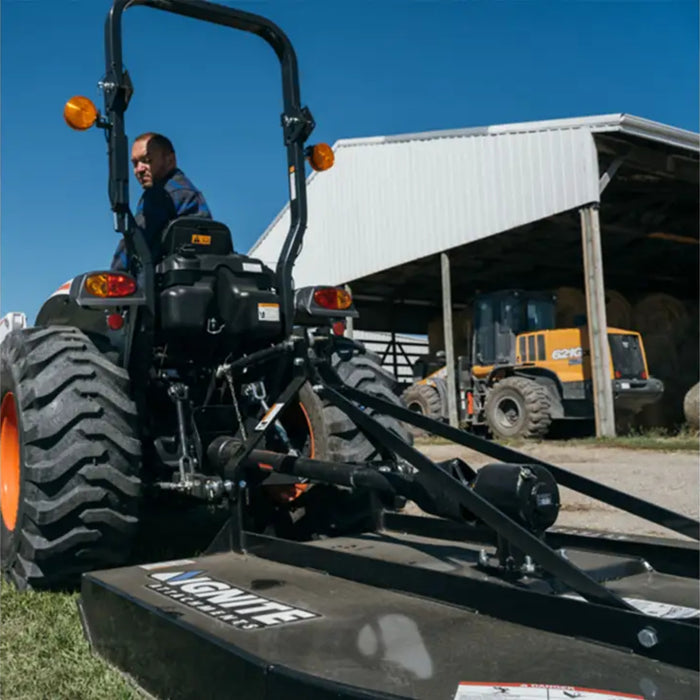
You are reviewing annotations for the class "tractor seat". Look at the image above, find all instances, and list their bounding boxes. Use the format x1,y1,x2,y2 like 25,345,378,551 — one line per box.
161,216,234,258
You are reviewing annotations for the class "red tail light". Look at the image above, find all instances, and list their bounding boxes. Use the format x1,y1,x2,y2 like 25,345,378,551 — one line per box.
640,370,648,379
614,370,622,379
313,287,352,311
332,321,346,336
106,313,124,331
85,273,136,298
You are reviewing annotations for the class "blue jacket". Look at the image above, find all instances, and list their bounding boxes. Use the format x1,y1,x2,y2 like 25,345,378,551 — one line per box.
111,168,211,270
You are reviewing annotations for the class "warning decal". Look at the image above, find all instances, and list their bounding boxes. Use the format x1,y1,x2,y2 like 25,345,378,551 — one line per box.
453,684,643,699
191,234,211,245
258,303,280,322
563,593,700,620
255,403,284,431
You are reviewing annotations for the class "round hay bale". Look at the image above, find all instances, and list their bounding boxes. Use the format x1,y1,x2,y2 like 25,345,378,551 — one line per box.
605,290,632,329
427,316,444,356
427,310,472,357
634,334,684,430
683,382,700,431
639,333,679,382
632,293,689,342
555,287,586,327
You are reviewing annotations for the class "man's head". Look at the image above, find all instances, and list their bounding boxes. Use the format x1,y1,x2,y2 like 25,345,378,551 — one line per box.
131,133,177,188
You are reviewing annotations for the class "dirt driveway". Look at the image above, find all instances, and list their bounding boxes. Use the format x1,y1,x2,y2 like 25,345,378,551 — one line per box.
413,442,699,539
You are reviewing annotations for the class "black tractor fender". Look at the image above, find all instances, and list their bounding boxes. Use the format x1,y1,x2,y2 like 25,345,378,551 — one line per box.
35,272,147,365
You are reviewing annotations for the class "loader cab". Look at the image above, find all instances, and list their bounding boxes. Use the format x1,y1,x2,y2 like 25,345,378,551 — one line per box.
472,290,555,367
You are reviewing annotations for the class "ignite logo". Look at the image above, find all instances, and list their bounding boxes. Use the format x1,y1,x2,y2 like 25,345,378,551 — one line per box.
147,570,320,630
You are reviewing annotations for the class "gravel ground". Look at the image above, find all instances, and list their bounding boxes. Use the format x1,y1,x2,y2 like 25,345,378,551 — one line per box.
411,442,699,539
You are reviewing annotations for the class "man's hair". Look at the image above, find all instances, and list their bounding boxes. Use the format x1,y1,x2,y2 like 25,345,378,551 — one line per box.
135,132,175,155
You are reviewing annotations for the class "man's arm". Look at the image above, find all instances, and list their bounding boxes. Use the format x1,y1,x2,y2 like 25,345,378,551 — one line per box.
111,239,128,271
171,189,212,219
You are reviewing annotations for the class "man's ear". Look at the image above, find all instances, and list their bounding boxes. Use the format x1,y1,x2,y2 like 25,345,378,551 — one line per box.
167,152,177,170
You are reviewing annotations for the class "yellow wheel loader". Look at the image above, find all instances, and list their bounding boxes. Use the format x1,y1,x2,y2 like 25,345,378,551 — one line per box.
403,289,663,439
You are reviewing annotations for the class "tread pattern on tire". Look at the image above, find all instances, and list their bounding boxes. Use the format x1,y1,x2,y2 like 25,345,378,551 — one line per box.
308,352,413,464
484,375,552,439
400,382,444,437
1,326,141,589
402,383,443,419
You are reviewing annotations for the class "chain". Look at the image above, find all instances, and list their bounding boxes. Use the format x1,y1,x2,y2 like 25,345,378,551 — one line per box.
224,368,247,441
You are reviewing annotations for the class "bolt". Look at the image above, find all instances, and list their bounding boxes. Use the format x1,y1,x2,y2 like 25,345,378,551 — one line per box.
478,549,490,567
637,627,658,649
522,555,536,574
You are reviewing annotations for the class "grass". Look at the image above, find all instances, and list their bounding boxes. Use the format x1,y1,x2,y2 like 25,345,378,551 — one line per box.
0,580,141,700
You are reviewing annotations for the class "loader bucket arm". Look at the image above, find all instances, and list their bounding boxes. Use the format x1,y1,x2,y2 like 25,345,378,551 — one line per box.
103,0,312,333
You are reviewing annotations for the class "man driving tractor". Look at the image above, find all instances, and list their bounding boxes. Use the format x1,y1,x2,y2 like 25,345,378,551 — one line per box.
111,132,211,270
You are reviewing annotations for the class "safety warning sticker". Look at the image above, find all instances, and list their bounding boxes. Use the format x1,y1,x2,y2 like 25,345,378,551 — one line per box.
453,683,643,699
255,403,284,431
563,593,700,619
258,302,280,322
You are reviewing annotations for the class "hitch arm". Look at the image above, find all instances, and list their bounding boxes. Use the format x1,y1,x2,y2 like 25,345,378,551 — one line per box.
337,384,700,541
317,382,636,611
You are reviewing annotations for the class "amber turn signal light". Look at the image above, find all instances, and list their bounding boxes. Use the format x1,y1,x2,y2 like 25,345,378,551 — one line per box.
306,143,334,172
313,287,352,311
85,273,136,298
64,96,98,131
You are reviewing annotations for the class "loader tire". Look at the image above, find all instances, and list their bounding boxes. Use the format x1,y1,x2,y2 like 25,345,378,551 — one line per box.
484,376,552,440
401,383,444,436
0,327,141,590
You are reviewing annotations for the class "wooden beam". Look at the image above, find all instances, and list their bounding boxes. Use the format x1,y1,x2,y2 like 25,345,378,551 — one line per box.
441,252,459,428
580,205,616,437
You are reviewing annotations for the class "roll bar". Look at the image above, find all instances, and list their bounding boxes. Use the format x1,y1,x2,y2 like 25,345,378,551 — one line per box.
103,0,314,333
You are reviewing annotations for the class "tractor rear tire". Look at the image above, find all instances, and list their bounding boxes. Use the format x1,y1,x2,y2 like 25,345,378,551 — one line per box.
312,352,413,463
484,376,552,440
401,383,444,437
0,327,142,590
270,352,411,537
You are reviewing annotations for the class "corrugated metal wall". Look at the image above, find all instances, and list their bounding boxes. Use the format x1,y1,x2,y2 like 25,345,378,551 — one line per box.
251,126,600,287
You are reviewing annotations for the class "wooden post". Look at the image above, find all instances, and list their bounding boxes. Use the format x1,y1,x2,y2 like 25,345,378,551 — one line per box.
441,253,459,428
580,205,616,437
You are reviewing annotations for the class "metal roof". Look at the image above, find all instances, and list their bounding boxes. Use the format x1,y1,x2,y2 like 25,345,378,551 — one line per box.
250,114,699,288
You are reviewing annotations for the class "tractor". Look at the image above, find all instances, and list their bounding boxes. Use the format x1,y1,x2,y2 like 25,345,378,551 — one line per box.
403,289,663,439
1,2,697,698
0,5,410,590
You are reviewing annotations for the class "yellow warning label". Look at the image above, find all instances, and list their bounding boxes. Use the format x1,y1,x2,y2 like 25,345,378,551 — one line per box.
192,234,211,245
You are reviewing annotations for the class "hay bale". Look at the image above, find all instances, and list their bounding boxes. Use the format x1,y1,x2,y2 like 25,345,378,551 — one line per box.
634,333,684,429
427,309,472,357
427,316,444,356
632,293,689,343
605,290,632,330
555,287,586,328
683,382,700,431
641,333,679,382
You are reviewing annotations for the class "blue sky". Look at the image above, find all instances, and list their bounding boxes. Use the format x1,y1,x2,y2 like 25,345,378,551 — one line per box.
2,0,698,323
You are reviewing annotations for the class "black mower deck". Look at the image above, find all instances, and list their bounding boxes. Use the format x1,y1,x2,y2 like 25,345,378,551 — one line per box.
79,522,699,700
